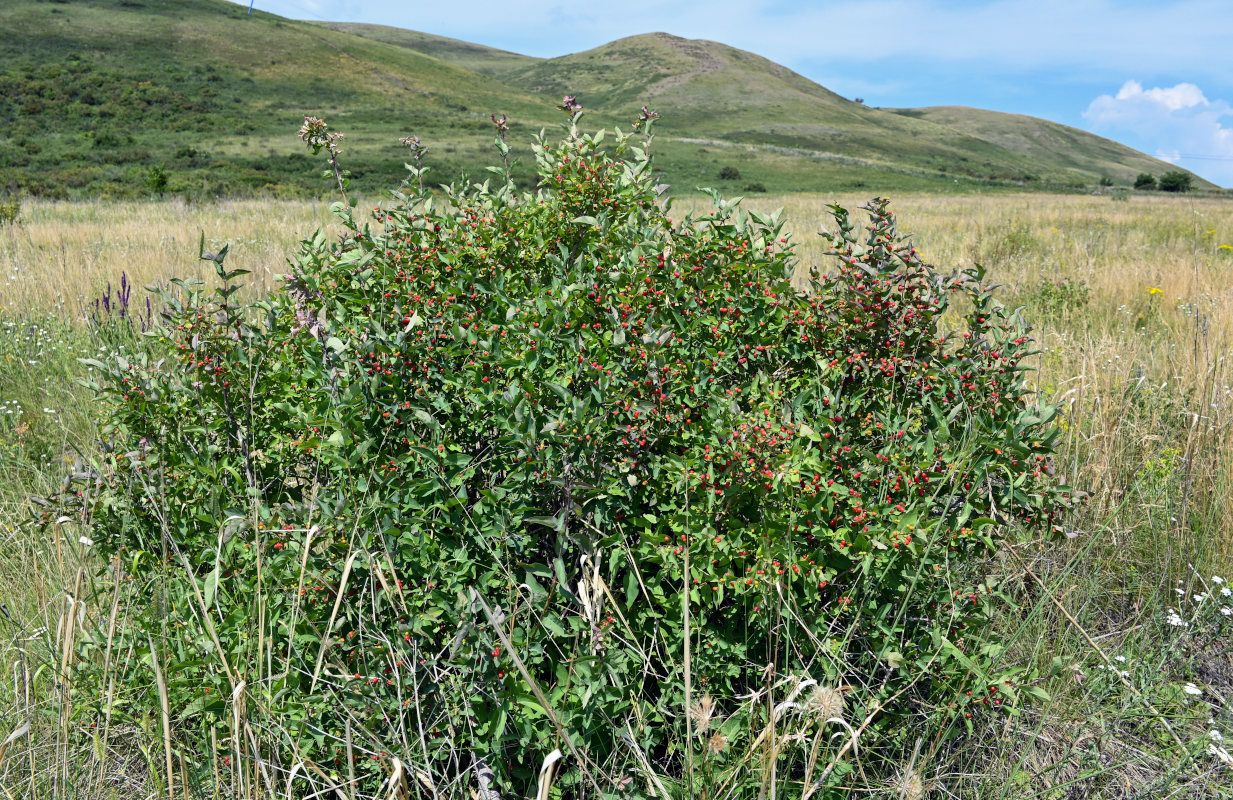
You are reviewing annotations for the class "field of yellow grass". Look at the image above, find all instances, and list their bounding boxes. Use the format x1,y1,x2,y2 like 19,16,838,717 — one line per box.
3,190,1233,796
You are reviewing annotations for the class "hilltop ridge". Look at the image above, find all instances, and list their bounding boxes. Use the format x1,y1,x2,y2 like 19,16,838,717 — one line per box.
0,0,1212,198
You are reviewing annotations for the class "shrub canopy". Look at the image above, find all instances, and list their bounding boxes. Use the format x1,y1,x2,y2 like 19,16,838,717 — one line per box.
53,119,1073,797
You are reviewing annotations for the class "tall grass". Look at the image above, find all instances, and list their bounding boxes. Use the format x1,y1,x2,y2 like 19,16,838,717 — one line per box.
2,191,1232,798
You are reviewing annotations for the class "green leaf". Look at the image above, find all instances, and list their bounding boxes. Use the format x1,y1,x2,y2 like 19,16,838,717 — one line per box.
178,694,224,721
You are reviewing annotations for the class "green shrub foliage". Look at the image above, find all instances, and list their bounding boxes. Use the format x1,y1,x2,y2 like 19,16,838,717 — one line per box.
1158,170,1193,193
50,120,1073,797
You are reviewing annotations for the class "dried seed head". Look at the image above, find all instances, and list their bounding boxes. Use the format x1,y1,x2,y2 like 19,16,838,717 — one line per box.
689,694,716,733
706,731,728,755
896,768,925,800
806,686,845,722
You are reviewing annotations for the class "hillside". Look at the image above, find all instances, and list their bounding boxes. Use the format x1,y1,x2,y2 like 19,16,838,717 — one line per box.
496,34,1069,188
0,0,565,198
314,22,538,75
0,0,1211,198
889,106,1200,187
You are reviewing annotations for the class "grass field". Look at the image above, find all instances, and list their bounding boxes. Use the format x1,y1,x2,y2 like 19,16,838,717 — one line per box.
2,190,1233,797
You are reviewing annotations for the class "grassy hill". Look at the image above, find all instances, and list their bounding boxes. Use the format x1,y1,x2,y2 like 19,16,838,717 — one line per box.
0,0,566,198
889,106,1196,187
0,0,1213,199
314,22,538,75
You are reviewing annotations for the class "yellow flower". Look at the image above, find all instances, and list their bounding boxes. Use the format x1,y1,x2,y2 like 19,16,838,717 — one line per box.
1147,286,1164,296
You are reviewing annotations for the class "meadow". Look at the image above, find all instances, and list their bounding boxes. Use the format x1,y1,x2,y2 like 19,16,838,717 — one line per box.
2,188,1233,798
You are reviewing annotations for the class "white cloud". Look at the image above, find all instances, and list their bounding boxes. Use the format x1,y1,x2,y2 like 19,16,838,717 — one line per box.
1085,81,1233,187
1115,81,1207,112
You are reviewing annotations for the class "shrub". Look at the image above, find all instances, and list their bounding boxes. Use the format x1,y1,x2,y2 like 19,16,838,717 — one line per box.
144,164,169,193
1158,171,1193,193
1134,173,1157,190
0,197,19,226
1032,277,1090,319
743,181,768,193
50,117,1073,798
718,164,741,180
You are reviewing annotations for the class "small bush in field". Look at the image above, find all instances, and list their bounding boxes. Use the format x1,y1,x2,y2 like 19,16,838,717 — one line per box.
0,197,20,226
718,165,741,180
1158,170,1193,193
1135,173,1158,190
1032,276,1090,319
48,111,1073,798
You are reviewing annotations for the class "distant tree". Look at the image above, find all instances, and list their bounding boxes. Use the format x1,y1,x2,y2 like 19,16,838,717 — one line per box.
854,97,865,105
743,182,768,193
1134,173,1157,190
1158,171,1193,193
718,165,741,180
1099,175,1114,187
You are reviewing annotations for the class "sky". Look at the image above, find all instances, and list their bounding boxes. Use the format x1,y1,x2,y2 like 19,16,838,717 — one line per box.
231,0,1233,187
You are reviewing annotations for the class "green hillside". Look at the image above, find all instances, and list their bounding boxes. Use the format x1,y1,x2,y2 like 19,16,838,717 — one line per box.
311,28,1220,195
314,22,538,75
0,0,566,198
496,34,1071,189
889,106,1207,187
0,0,1211,199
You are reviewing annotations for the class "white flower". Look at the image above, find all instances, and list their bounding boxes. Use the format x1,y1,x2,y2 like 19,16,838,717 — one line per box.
1214,576,1225,585
1114,655,1127,663
1196,593,1210,603
1211,730,1225,742
1176,588,1188,597
1184,683,1203,696
78,536,94,547
1167,610,1187,627
1222,586,1231,597
1221,607,1232,616
1211,744,1233,765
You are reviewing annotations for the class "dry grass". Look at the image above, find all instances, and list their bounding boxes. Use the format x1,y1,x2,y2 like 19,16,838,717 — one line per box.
0,198,341,314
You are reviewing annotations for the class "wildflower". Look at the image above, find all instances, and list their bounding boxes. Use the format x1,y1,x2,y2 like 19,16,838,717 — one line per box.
79,536,93,546
1147,286,1164,295
559,95,582,113
632,105,659,132
1211,743,1233,765
1114,655,1127,663
1211,730,1225,742
706,731,728,755
1184,682,1203,696
1214,576,1225,585
400,135,426,155
1222,586,1232,597
1166,609,1186,627
298,116,342,155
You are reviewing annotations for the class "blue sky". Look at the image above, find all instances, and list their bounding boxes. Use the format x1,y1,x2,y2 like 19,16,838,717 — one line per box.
232,0,1233,186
